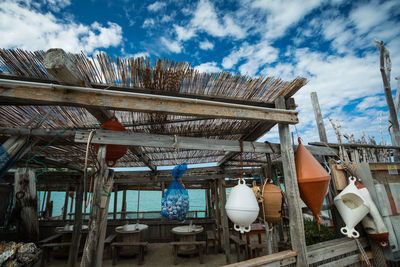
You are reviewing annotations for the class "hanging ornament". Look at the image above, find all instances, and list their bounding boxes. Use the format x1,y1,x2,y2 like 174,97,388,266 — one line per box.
96,116,128,167
226,179,260,233
262,182,283,224
334,177,370,238
355,181,389,246
295,137,331,230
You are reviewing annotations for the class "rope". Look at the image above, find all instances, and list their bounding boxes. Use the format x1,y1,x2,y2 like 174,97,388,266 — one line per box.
239,140,244,182
173,134,179,165
355,238,371,266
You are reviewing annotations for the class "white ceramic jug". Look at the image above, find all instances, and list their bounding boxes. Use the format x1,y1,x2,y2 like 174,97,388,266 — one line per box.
334,177,370,238
225,179,259,233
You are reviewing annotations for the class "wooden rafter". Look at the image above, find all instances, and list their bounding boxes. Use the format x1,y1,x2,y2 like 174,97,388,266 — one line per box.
0,79,299,124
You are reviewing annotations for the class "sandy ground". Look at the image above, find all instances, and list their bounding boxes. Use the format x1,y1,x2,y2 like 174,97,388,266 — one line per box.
45,243,239,267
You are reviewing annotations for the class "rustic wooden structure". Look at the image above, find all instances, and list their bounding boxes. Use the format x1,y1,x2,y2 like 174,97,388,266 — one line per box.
1,47,398,267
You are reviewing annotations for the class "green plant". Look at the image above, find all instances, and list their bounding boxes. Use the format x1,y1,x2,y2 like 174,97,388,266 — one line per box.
303,218,338,245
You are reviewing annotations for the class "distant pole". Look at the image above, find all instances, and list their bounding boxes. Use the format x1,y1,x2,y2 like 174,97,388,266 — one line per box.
310,92,328,143
375,41,400,155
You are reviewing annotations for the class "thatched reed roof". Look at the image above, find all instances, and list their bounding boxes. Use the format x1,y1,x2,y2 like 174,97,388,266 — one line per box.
0,48,306,168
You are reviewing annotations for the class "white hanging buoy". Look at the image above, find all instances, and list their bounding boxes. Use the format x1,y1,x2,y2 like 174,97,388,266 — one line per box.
334,177,370,238
225,179,259,233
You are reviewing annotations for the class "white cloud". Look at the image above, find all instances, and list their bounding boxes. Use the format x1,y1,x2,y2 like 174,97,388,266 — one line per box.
191,0,246,39
174,25,196,41
130,52,150,58
222,42,278,76
160,37,182,53
0,1,123,54
142,18,155,28
194,62,221,73
251,0,321,40
356,96,387,112
147,1,167,12
199,40,214,50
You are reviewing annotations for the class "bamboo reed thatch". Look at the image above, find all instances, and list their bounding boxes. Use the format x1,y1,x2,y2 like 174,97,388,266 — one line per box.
0,48,307,167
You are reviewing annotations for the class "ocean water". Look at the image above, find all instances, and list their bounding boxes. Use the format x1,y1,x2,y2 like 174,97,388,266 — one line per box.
37,189,206,218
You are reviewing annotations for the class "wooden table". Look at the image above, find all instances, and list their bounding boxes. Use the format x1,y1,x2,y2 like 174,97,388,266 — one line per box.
171,225,203,255
115,224,148,256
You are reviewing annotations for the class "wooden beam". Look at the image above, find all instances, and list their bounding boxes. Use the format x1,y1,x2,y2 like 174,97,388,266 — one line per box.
75,129,278,153
310,92,328,143
0,78,299,124
43,49,157,172
275,97,308,266
309,141,400,150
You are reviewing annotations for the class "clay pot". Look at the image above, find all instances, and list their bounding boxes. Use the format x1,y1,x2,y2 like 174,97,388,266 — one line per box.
295,138,331,230
96,116,128,167
262,183,283,224
225,179,259,233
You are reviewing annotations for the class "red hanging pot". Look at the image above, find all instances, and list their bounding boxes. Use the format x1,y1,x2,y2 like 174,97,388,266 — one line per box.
96,116,128,167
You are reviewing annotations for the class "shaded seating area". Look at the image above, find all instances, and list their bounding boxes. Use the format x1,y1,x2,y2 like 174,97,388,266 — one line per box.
112,241,148,265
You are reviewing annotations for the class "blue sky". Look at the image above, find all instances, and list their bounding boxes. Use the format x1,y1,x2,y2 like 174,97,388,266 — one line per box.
1,0,400,144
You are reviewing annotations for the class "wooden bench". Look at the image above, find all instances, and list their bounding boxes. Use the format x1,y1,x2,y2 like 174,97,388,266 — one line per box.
40,242,72,267
170,241,206,265
111,242,148,265
104,234,118,259
206,230,217,254
230,235,248,261
39,233,62,244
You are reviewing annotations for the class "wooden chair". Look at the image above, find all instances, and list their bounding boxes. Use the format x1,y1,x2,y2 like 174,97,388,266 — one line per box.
229,234,248,262
111,241,148,265
170,241,206,265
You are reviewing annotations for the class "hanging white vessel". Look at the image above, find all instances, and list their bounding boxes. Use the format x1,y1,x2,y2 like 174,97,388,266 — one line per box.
225,179,259,233
334,177,370,238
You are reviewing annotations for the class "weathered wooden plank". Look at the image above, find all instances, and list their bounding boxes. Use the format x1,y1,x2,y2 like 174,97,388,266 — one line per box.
0,78,299,124
318,254,359,267
310,92,328,143
307,238,367,264
309,141,400,150
388,183,400,214
223,250,297,267
275,97,308,267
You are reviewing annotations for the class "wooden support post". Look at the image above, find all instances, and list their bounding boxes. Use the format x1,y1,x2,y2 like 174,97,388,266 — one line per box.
45,190,51,218
121,189,127,221
375,41,400,157
14,168,39,242
80,145,114,267
275,97,308,267
113,186,118,220
63,186,69,222
310,92,328,143
68,181,84,267
218,178,231,264
214,180,222,252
